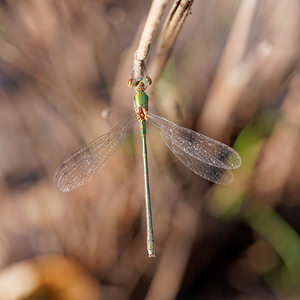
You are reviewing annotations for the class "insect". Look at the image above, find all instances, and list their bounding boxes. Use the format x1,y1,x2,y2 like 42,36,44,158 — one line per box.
54,76,241,257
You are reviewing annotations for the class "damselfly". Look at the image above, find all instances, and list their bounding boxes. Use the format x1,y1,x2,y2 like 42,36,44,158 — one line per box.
54,77,241,257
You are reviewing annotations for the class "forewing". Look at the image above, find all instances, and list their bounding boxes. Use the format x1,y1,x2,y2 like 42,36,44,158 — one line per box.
54,117,135,192
148,113,241,170
161,134,233,184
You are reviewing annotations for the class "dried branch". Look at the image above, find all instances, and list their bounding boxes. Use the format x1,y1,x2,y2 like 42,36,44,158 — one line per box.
131,0,194,81
112,0,194,113
131,0,169,79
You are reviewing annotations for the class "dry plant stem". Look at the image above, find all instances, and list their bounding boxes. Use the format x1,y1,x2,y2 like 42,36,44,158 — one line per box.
132,0,169,79
149,0,194,81
251,73,300,205
201,41,271,142
200,0,300,141
200,0,258,140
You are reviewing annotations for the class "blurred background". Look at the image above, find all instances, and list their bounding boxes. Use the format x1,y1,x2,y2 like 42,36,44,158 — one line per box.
0,0,300,299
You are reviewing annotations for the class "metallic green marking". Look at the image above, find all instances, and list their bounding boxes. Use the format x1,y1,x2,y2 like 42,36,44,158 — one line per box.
134,91,148,111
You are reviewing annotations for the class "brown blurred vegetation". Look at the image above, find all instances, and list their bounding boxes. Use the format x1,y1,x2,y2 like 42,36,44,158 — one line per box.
0,0,300,299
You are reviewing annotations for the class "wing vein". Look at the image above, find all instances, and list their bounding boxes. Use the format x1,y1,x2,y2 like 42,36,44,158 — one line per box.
148,113,241,184
54,117,135,192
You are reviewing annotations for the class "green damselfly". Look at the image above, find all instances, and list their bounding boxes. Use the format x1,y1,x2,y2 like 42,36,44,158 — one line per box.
54,77,241,257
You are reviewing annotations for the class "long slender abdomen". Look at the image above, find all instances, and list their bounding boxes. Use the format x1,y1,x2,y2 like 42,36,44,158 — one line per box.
140,120,155,257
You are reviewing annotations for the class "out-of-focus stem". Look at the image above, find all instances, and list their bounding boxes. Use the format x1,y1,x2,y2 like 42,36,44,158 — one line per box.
149,0,194,82
199,0,258,140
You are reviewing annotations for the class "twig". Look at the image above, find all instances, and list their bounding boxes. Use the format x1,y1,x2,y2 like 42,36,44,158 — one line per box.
131,0,194,81
132,0,169,79
113,0,194,113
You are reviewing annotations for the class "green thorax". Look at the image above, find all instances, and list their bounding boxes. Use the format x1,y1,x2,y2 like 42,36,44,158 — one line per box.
134,90,148,111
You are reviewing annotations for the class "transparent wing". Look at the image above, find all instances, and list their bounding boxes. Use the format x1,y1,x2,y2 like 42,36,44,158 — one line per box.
54,117,135,192
161,135,233,184
148,113,241,184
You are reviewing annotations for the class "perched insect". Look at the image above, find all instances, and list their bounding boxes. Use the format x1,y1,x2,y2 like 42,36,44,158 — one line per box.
54,77,241,257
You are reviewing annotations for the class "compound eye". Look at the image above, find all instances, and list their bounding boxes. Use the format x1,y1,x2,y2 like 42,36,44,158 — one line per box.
146,76,152,86
128,79,133,88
